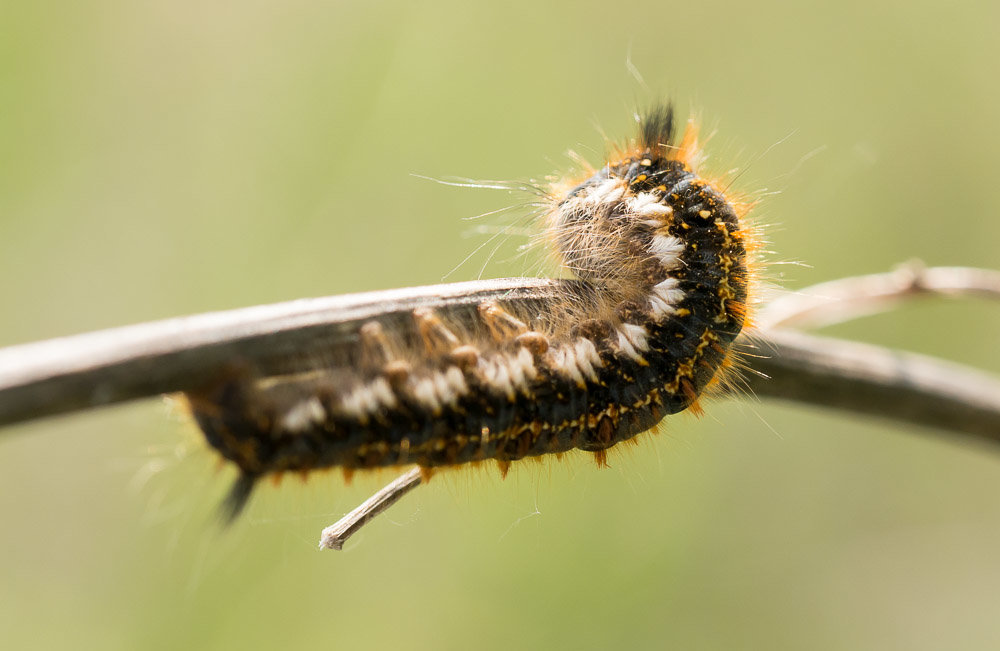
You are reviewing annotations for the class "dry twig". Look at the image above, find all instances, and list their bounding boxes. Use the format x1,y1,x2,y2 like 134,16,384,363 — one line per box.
757,263,1000,329
0,268,997,550
318,467,423,550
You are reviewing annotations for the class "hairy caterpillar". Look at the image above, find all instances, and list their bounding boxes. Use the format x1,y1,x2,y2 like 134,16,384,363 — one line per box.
186,104,757,519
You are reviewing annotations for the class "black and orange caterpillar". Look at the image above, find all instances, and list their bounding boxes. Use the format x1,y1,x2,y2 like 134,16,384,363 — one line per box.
186,105,757,519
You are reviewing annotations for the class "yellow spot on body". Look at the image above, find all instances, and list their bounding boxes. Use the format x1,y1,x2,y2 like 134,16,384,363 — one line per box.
699,210,711,218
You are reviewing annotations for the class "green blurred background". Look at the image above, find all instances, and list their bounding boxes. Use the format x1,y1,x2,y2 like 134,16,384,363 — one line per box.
2,1,1000,648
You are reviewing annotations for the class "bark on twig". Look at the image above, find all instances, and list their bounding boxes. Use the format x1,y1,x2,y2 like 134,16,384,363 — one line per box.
318,467,423,550
0,279,561,428
745,329,1000,442
3,276,998,437
757,264,1000,329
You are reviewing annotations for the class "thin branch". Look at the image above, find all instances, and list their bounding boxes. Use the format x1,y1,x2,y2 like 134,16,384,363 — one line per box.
3,273,998,437
744,329,1000,441
757,263,1000,329
318,467,423,550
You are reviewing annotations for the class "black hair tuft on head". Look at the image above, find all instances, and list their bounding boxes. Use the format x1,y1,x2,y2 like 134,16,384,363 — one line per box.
639,104,675,153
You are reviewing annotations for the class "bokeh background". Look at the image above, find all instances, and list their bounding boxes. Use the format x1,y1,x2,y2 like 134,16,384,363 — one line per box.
2,1,1000,649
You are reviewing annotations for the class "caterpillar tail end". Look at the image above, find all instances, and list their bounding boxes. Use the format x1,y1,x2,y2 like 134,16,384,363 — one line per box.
219,472,258,524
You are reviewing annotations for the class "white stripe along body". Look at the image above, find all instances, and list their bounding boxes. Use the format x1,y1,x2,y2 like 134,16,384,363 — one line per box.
187,106,751,518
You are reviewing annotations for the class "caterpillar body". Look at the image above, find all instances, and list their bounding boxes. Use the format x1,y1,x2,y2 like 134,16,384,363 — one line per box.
186,105,754,519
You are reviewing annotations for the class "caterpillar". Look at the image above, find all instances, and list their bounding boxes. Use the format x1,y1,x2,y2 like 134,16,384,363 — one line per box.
186,104,756,520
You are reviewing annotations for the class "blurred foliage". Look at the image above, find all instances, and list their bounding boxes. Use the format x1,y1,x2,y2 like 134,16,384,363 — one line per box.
1,1,999,649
